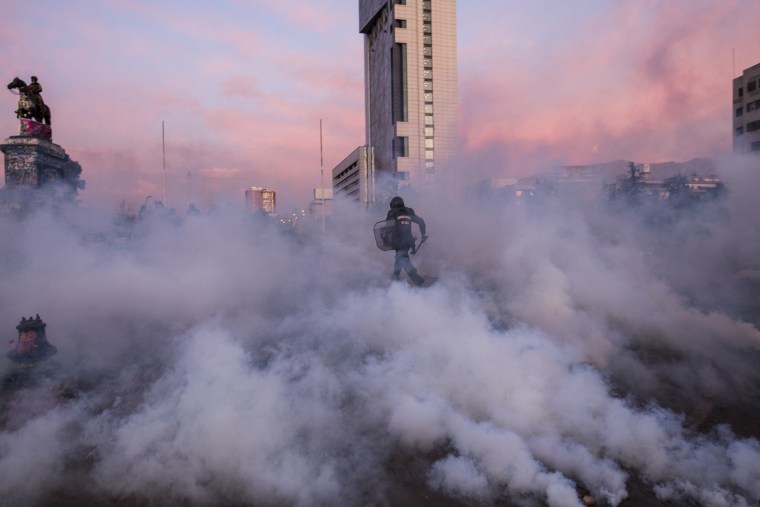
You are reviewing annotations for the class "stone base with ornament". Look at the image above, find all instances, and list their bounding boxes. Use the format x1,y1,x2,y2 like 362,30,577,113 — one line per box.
0,122,85,214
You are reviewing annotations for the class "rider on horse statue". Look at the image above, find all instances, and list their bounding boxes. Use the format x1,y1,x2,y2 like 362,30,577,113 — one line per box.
7,75,51,126
7,75,53,139
27,76,44,114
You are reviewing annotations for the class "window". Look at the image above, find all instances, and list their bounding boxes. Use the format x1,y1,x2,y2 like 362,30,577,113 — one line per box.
748,80,758,92
423,1,431,10
424,104,433,114
394,136,409,157
738,87,744,98
391,43,408,123
425,116,434,125
424,93,433,102
424,81,433,91
395,0,406,4
749,102,756,113
395,19,406,28
425,127,434,136
736,127,744,136
423,47,432,56
752,141,760,152
423,12,432,22
423,35,432,45
423,69,433,79
394,171,409,180
736,107,743,117
747,120,760,132
425,139,434,149
423,23,432,33
424,58,433,68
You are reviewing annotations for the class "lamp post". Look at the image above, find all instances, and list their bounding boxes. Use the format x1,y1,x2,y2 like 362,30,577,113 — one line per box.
320,119,325,237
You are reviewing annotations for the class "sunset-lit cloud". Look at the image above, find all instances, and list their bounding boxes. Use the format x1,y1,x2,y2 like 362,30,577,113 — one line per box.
457,0,759,180
1,0,759,211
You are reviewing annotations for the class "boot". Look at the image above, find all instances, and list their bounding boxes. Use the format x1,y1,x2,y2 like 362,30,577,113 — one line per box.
410,273,425,286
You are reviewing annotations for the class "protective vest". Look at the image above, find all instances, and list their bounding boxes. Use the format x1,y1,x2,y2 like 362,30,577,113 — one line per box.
393,212,415,249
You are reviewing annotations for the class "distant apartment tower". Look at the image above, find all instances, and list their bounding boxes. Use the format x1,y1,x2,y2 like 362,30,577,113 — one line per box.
359,0,458,194
332,146,375,207
733,62,760,154
245,186,276,215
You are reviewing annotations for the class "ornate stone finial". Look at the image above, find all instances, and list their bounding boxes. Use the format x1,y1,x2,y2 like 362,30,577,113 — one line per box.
16,315,46,332
8,314,56,364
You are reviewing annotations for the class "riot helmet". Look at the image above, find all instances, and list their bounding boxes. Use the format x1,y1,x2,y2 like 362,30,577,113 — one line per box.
390,196,404,209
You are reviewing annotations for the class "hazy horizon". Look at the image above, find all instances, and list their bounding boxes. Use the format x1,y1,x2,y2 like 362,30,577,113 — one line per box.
2,0,759,212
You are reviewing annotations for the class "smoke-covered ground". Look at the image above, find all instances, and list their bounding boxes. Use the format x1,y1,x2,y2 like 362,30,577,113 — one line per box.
0,161,759,507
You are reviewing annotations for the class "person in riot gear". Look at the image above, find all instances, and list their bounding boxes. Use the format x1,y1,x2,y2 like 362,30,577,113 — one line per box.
386,196,427,285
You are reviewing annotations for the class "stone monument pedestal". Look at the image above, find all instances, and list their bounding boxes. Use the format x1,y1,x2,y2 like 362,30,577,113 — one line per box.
0,133,84,214
18,118,52,141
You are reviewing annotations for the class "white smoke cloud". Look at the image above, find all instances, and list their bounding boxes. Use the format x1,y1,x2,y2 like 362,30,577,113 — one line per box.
0,158,758,506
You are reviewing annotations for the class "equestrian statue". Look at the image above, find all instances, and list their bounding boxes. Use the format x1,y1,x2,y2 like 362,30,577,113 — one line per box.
7,76,51,125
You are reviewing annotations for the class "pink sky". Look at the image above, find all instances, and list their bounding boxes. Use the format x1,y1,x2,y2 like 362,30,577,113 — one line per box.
2,0,759,212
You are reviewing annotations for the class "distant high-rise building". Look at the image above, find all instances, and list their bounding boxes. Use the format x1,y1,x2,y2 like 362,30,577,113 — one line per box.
359,0,458,196
733,62,760,154
245,186,276,215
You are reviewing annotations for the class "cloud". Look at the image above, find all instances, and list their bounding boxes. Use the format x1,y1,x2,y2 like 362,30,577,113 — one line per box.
222,76,263,100
457,0,760,181
1,1,364,211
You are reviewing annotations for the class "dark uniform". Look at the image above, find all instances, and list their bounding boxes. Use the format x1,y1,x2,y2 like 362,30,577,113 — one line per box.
386,196,426,285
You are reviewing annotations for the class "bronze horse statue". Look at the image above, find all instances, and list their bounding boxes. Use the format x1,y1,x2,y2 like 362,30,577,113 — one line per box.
7,77,51,125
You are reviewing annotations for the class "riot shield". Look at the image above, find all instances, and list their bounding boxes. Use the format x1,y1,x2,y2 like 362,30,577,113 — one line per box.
373,219,397,251
374,219,422,251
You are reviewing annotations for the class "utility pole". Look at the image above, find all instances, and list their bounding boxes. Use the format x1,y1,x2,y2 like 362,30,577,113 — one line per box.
320,119,325,237
162,120,167,205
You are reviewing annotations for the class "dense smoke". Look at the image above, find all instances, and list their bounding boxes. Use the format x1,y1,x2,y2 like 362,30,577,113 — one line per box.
0,158,759,507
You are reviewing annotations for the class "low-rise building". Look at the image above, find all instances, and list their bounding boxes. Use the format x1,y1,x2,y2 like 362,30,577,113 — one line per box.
309,187,333,219
332,146,374,208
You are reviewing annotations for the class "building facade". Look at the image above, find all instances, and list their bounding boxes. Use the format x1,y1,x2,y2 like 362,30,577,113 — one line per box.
244,186,276,215
733,62,760,154
359,0,458,196
309,187,333,219
332,145,374,207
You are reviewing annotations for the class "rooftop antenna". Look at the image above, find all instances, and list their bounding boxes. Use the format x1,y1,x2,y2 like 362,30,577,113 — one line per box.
162,120,167,204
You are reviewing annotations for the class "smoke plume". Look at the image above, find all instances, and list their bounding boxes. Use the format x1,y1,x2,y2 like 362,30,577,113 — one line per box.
0,158,759,507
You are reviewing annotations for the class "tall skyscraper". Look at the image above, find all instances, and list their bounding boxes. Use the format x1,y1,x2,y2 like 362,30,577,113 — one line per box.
733,62,760,154
359,0,458,196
